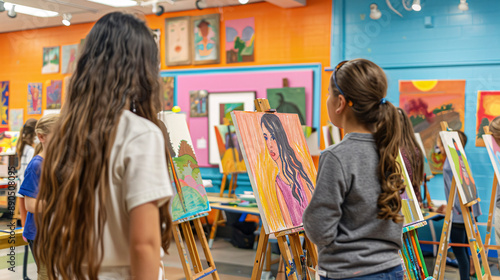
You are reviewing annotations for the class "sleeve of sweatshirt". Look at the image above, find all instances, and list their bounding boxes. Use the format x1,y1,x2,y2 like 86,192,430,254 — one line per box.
303,150,348,247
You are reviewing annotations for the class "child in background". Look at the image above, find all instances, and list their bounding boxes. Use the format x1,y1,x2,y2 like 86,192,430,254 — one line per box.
489,116,500,267
398,108,425,204
303,59,405,279
438,130,481,280
34,12,173,280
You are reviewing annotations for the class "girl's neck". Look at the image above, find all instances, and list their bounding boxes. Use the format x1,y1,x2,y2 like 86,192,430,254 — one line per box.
343,116,371,134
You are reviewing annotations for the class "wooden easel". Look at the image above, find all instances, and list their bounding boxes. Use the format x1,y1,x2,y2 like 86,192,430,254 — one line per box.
251,98,318,280
482,126,499,259
432,121,491,280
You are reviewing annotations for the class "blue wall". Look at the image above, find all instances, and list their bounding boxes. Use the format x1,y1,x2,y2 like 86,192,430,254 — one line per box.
332,0,500,252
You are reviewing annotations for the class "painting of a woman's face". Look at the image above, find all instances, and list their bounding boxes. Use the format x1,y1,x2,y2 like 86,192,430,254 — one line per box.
167,19,189,62
262,125,280,162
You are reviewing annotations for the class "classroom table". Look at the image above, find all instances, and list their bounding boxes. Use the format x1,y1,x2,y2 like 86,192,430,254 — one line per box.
0,228,28,249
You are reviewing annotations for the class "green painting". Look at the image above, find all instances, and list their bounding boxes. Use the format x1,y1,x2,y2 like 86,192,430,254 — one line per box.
267,87,306,125
42,46,60,74
219,103,243,125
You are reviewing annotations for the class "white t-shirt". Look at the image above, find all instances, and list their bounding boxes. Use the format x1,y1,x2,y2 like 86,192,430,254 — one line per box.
98,110,173,278
16,145,35,197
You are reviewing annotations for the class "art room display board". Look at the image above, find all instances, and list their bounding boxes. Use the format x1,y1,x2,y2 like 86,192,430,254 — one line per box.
440,131,479,205
483,135,500,199
175,69,314,167
232,111,317,234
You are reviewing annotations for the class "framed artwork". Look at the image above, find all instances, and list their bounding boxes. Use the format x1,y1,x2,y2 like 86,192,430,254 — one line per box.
9,109,23,131
476,91,500,147
191,14,220,65
207,91,255,165
158,112,210,221
267,87,306,125
483,135,500,199
61,44,78,74
440,131,478,205
28,83,42,115
0,81,9,126
322,123,341,147
397,150,424,227
232,111,317,234
190,90,208,117
214,125,246,174
46,80,62,109
399,80,465,174
165,16,191,66
225,17,255,63
42,46,60,74
160,76,174,111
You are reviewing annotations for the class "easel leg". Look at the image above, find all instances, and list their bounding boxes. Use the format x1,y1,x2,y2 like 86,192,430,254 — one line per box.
289,233,303,277
193,218,220,280
251,227,269,280
219,174,227,197
277,236,299,280
303,234,318,268
208,209,221,249
182,221,203,274
173,223,194,279
486,175,498,256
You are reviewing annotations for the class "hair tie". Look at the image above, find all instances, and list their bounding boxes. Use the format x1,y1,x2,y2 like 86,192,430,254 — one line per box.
380,98,387,105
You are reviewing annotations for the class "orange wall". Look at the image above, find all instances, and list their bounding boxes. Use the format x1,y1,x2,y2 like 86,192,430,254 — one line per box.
0,0,332,133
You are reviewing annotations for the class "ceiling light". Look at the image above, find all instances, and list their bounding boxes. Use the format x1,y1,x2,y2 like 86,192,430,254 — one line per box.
87,0,137,7
0,1,5,12
239,0,249,4
62,13,72,26
7,4,15,18
4,2,58,17
369,3,381,20
458,0,468,11
195,0,206,10
152,4,164,16
412,0,421,11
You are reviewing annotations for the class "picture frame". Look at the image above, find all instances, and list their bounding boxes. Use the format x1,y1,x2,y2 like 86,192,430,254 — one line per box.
207,91,255,165
191,14,220,65
165,16,192,66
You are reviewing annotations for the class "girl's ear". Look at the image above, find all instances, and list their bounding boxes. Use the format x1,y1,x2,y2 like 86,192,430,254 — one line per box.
37,133,46,143
336,94,348,114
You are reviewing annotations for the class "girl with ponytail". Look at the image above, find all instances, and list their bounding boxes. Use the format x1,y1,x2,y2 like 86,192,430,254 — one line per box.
303,59,405,279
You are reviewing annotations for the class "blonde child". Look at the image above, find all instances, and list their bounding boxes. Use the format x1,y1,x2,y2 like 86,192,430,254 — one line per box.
303,59,405,279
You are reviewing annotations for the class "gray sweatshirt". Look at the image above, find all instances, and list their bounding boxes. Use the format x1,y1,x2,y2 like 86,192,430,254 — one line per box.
303,133,403,279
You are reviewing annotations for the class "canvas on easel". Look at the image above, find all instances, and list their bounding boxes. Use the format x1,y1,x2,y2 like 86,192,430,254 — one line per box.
482,133,500,256
214,125,246,174
397,151,425,227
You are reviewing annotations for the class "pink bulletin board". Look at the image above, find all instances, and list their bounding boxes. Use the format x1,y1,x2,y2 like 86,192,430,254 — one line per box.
177,70,314,167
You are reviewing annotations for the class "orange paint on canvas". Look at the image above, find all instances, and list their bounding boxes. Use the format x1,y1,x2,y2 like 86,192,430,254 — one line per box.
476,91,500,147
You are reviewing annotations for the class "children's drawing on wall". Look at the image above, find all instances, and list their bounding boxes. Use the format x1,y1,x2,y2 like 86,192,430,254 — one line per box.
214,125,246,174
476,91,500,147
161,76,174,111
397,151,424,226
0,131,19,153
61,44,78,74
190,90,208,117
484,134,500,183
225,17,255,63
42,46,60,74
159,113,210,221
46,80,62,109
165,16,191,66
28,83,42,115
440,131,478,205
232,111,316,233
267,87,306,125
219,103,243,125
399,80,465,174
9,109,23,132
192,14,220,65
0,81,9,126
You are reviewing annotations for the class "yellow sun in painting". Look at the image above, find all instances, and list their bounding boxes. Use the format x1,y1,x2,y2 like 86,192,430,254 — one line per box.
483,96,500,116
412,80,438,92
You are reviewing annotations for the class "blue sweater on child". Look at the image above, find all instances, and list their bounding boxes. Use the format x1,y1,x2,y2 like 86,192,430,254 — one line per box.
18,155,43,241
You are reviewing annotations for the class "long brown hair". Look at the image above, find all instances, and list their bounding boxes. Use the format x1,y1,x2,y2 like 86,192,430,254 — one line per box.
35,12,172,280
490,116,500,143
332,58,404,223
398,108,424,189
34,114,59,155
16,118,37,169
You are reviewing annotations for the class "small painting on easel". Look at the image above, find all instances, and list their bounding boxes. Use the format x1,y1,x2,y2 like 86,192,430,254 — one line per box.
397,151,425,227
440,131,479,205
483,134,500,185
232,111,317,234
214,125,246,174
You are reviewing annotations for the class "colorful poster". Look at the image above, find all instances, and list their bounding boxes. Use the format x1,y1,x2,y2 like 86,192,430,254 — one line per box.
0,82,9,125
397,151,424,227
9,109,23,131
267,87,306,125
158,112,210,221
28,83,42,115
192,14,220,65
232,111,317,234
440,131,478,205
483,135,500,199
46,80,62,109
161,77,174,111
61,44,78,74
214,125,246,174
399,80,466,174
476,91,500,147
0,131,19,154
42,46,60,74
225,17,255,63
189,90,208,117
165,16,191,66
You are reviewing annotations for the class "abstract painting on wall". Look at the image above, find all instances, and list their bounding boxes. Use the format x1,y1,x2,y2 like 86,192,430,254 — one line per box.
42,46,60,74
9,109,23,131
207,91,255,165
225,17,255,63
440,131,478,205
483,135,500,200
165,16,191,66
397,151,424,227
61,44,78,74
399,80,465,174
190,90,208,117
161,76,174,111
0,81,9,126
46,80,62,109
214,125,246,174
267,87,306,125
476,91,500,147
158,112,210,221
0,131,19,154
28,83,42,115
232,111,317,234
192,14,220,65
